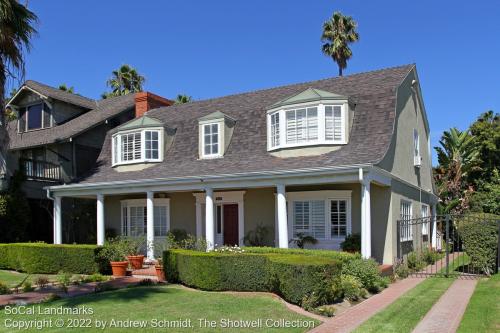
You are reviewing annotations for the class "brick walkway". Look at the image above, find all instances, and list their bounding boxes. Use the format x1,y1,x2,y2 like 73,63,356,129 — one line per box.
310,277,425,333
411,278,478,333
0,277,141,306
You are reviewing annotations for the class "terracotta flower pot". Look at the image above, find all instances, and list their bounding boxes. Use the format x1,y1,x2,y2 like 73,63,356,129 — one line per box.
127,255,145,269
110,261,128,277
155,265,166,282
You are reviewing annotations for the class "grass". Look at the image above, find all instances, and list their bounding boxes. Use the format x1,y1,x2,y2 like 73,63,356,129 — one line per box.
352,277,454,333
458,273,500,333
0,270,57,288
0,285,319,332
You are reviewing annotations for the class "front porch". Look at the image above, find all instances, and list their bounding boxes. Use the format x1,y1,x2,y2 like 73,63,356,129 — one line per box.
50,167,395,263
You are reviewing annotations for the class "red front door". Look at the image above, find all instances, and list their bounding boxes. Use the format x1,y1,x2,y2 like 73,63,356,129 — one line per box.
223,204,239,246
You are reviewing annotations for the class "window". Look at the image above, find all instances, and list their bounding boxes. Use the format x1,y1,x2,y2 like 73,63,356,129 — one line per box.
121,199,170,237
18,103,50,132
413,129,421,166
202,123,220,157
325,106,343,141
421,205,429,235
331,199,348,237
289,191,351,242
400,200,413,241
268,103,346,150
112,128,163,165
286,107,318,144
270,112,280,148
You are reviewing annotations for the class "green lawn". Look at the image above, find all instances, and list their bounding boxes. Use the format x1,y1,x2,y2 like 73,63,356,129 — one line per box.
0,270,57,288
458,273,500,333
0,285,319,332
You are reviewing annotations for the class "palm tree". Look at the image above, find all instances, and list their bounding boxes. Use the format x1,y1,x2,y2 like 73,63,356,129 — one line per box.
321,11,359,76
58,84,74,93
0,0,37,147
174,94,192,104
102,64,145,98
434,128,479,214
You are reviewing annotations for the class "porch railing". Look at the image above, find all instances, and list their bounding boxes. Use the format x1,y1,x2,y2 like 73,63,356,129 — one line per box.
20,158,62,182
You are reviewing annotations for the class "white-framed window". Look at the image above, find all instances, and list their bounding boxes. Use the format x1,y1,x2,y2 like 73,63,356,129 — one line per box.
400,200,413,241
413,128,421,166
270,112,280,148
121,199,170,237
112,128,163,166
421,204,429,235
288,191,351,241
202,123,221,157
18,103,52,132
267,103,347,150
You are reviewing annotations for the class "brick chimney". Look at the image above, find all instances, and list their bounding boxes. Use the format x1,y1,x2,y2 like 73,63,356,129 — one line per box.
135,92,174,118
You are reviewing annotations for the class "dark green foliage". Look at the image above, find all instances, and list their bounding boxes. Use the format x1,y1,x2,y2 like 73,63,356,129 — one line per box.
0,243,102,274
407,251,426,271
338,274,366,301
0,281,11,295
164,249,344,306
243,223,271,246
341,258,388,292
289,233,318,249
340,233,361,252
0,172,31,242
244,246,358,264
457,215,499,275
22,281,34,292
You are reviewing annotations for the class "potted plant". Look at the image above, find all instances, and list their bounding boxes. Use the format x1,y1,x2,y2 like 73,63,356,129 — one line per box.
101,238,128,277
341,233,361,253
289,232,318,249
125,236,146,270
153,239,168,282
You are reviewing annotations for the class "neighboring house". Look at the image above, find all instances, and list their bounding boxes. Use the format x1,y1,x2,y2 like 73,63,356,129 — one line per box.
4,81,172,241
48,64,437,265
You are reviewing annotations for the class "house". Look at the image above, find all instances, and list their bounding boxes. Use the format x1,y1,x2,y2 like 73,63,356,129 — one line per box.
47,64,437,265
3,81,172,242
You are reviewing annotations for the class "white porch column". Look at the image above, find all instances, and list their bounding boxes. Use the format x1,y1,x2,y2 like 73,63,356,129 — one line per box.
361,181,371,259
431,203,437,249
205,188,215,250
276,184,289,248
96,194,105,246
195,202,202,239
53,196,62,244
146,191,155,260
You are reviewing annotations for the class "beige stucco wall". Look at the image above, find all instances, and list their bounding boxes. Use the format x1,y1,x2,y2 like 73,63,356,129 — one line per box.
377,68,434,194
243,188,276,246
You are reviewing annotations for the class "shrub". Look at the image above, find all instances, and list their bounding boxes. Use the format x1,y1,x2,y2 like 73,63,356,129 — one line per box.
22,281,34,292
34,276,50,289
0,281,11,295
99,237,130,262
289,233,318,249
338,274,366,301
340,233,361,253
457,214,499,275
313,305,336,317
82,273,107,283
0,243,102,274
244,247,359,264
406,251,426,271
164,249,342,307
393,262,410,279
57,272,72,293
341,258,387,293
421,248,442,265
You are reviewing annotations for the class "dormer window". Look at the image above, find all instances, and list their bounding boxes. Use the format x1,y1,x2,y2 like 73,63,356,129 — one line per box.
267,88,349,151
198,111,235,159
111,116,167,166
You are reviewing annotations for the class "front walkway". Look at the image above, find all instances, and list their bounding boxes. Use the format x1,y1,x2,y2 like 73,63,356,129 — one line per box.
412,278,478,333
310,277,425,333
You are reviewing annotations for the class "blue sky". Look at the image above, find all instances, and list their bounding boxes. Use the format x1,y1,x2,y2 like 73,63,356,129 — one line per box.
22,1,500,164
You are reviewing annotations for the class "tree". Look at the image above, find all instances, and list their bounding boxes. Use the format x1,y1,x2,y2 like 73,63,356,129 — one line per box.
0,0,37,148
321,11,359,76
101,64,145,98
58,83,74,93
174,94,192,104
468,111,499,184
434,128,479,214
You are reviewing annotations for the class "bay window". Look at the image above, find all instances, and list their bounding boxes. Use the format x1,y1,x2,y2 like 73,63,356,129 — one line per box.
267,102,347,150
112,128,163,166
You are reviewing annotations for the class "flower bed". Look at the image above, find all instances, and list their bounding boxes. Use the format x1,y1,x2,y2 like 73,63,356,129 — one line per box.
0,243,103,274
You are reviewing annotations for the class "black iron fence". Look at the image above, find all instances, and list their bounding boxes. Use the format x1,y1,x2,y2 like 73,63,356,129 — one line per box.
396,214,500,277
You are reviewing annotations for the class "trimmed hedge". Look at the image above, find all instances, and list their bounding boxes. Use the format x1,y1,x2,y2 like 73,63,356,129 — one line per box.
243,246,359,264
164,249,342,305
0,243,102,274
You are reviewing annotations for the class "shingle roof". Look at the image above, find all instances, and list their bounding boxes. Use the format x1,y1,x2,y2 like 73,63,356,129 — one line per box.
20,80,97,109
7,94,135,150
76,64,414,184
269,88,347,109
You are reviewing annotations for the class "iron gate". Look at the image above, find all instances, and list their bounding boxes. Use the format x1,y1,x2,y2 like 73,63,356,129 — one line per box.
396,214,500,277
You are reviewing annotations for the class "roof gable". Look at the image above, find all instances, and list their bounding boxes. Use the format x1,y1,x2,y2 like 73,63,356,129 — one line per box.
269,88,348,109
198,111,235,122
117,116,163,131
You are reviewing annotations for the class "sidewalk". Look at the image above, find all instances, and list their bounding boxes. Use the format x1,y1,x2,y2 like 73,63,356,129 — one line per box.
310,277,425,333
412,278,477,333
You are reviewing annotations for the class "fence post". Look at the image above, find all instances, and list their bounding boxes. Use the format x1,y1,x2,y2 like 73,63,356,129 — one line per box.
445,214,450,277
